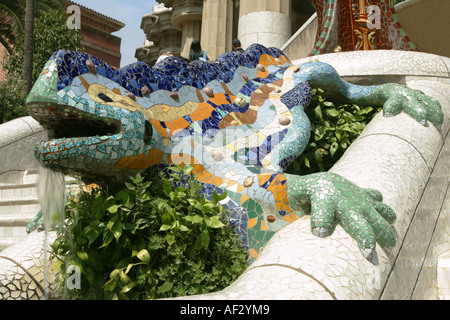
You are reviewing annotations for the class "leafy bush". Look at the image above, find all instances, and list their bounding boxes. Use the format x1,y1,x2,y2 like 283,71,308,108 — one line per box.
52,166,248,300
6,9,84,85
286,87,381,175
0,77,27,123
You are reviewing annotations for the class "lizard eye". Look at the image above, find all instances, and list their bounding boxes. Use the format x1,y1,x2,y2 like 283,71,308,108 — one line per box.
144,120,153,145
98,93,113,102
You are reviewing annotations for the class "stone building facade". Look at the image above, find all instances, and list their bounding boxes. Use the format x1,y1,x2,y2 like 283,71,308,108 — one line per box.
0,2,125,82
69,1,125,68
135,0,315,65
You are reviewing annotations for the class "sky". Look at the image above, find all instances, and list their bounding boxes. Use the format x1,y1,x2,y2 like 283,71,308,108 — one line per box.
72,0,158,67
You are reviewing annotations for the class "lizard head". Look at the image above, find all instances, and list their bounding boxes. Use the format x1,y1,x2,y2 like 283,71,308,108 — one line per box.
26,51,158,185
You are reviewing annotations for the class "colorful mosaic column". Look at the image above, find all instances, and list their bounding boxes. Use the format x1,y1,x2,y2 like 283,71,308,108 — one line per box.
308,0,418,55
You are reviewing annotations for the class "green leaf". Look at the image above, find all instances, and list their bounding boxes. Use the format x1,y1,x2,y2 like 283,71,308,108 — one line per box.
120,281,137,293
116,257,132,269
166,233,175,246
179,224,189,232
202,203,215,212
169,166,182,173
159,224,172,231
302,155,310,168
111,221,123,242
125,263,134,275
209,216,225,229
361,106,374,114
124,182,135,190
183,165,193,176
193,236,204,250
314,105,323,121
314,149,322,162
85,227,100,246
161,210,173,225
201,230,210,248
162,180,172,196
130,173,144,184
330,141,339,157
100,231,114,248
119,270,131,284
212,190,227,204
110,268,121,280
107,204,120,214
136,249,151,264
115,189,130,204
183,214,203,224
335,131,341,140
107,214,118,230
158,282,173,293
76,251,88,261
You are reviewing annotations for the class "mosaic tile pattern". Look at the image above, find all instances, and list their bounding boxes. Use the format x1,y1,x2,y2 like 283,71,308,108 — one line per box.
309,0,417,56
24,44,443,262
0,231,57,300
1,48,448,300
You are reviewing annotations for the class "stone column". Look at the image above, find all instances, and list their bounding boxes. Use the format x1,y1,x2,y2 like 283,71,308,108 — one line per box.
170,0,203,59
238,0,291,49
179,20,202,59
201,0,234,60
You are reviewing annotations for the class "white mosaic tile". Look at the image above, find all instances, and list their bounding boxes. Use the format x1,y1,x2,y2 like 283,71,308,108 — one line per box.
293,50,450,79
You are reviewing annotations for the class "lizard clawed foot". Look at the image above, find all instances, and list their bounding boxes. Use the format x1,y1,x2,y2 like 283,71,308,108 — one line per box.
287,173,397,260
380,84,443,129
312,227,331,238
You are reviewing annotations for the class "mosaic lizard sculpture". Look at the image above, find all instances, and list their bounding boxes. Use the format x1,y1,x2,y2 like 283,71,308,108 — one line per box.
25,44,443,261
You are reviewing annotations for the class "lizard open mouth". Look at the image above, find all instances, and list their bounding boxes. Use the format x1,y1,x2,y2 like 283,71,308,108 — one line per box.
26,101,126,177
28,103,122,142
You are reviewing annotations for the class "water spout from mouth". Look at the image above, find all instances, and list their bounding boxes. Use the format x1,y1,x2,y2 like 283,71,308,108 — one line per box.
37,163,66,299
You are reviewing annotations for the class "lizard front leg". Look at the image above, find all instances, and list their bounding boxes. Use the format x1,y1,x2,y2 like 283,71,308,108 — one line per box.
294,61,444,129
285,172,396,259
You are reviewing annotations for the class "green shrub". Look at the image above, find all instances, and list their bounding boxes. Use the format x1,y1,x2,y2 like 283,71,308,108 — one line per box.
52,166,248,300
286,87,381,175
0,77,27,123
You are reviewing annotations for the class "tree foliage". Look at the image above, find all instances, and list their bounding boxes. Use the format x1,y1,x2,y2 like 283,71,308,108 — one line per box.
0,0,65,53
0,8,83,124
6,8,83,84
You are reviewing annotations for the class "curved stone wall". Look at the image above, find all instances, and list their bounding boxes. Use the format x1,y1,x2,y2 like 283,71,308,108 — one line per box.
0,117,47,184
173,50,450,299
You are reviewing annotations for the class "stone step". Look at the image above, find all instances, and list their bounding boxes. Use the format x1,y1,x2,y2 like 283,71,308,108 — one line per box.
0,216,32,227
0,184,39,202
0,178,79,203
0,239,15,252
0,199,40,218
0,168,81,251
0,217,35,253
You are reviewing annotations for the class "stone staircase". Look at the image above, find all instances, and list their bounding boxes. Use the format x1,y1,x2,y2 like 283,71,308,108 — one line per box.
0,170,78,252
0,170,40,251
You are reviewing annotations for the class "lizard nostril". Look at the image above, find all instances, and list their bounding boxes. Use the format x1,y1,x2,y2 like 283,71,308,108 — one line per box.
98,93,113,103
